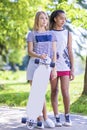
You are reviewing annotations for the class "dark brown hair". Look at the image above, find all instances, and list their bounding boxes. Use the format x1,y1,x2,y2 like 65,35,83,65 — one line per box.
50,10,65,30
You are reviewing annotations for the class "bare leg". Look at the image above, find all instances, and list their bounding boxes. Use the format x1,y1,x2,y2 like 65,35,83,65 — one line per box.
42,99,55,128
42,100,48,120
50,77,59,115
37,100,47,121
29,80,32,86
60,76,70,114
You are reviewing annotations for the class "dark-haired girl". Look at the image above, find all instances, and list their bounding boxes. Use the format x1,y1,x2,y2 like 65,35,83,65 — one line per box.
50,10,74,127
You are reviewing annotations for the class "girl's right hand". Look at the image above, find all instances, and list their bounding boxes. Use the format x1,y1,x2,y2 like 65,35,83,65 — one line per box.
39,53,47,59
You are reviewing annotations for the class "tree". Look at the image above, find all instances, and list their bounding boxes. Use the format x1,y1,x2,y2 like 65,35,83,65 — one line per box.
82,56,87,94
77,0,87,9
0,0,50,65
76,0,87,95
47,0,87,94
0,0,30,65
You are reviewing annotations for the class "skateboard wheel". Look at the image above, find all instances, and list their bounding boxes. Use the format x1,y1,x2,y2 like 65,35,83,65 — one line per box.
50,62,55,68
37,121,42,126
27,120,34,129
35,59,40,64
21,117,26,123
27,122,34,129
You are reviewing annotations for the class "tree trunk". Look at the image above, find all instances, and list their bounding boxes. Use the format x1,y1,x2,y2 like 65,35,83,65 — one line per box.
82,56,87,95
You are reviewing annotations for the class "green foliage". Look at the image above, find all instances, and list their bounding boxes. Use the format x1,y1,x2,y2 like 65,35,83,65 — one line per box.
0,70,22,80
0,71,87,115
0,0,28,64
48,1,87,29
70,95,87,115
0,0,87,65
0,92,29,106
77,0,87,9
57,2,87,29
0,0,50,64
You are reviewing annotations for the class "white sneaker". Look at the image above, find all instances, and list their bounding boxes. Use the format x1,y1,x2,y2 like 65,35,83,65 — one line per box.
36,121,44,129
44,118,55,128
63,114,72,126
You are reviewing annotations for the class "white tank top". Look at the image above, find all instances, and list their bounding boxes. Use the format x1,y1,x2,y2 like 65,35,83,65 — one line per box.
52,29,71,71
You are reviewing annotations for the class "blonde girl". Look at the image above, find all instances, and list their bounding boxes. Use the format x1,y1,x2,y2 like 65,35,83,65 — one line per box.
26,11,57,128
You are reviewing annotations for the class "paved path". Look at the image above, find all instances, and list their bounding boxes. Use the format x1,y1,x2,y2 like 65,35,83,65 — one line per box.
0,106,87,130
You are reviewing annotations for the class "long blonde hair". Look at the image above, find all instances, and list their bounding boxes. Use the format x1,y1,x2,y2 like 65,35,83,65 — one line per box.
33,11,49,31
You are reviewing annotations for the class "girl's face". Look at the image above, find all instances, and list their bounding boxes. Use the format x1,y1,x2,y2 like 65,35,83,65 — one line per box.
54,13,66,27
38,13,48,28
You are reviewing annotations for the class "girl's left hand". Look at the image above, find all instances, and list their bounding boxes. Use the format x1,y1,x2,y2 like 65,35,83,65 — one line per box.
70,69,75,80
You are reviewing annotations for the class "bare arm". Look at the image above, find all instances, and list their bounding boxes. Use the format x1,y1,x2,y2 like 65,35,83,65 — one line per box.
51,41,57,80
68,32,75,80
28,42,47,59
52,41,57,63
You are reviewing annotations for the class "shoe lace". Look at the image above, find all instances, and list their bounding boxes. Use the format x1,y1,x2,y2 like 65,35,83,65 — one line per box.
65,115,70,122
37,121,42,127
56,117,60,123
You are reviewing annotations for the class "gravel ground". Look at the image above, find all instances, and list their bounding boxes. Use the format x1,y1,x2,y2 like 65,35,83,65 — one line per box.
0,106,87,130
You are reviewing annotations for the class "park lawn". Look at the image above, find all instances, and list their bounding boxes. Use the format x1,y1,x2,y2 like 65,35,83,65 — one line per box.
0,70,87,115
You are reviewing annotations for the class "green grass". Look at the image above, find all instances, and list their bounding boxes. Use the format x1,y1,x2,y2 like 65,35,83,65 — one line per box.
0,70,87,115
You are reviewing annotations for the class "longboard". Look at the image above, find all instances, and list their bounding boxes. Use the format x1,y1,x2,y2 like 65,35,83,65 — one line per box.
22,57,55,129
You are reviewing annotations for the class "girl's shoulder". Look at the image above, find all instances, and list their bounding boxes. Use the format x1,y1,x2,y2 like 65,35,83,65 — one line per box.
26,31,36,42
27,30,33,36
48,30,56,35
28,30,35,35
27,30,39,38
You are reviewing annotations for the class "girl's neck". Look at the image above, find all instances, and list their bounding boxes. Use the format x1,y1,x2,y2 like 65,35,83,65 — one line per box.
38,27,46,33
54,26,63,31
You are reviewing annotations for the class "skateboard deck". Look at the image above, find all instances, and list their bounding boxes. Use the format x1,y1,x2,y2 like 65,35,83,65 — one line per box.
22,57,55,129
26,64,51,120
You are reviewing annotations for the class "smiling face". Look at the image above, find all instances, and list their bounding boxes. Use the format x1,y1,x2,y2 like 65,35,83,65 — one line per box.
54,12,66,28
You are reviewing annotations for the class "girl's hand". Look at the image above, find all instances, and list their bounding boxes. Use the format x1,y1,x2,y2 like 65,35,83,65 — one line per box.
39,53,47,59
70,69,75,80
51,68,57,80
